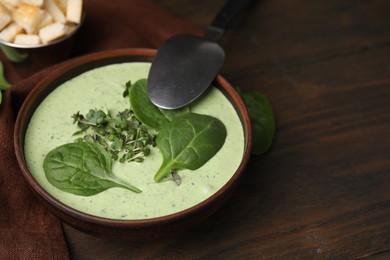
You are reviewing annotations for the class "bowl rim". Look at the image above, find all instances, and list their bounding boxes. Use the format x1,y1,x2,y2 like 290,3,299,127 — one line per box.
14,48,252,229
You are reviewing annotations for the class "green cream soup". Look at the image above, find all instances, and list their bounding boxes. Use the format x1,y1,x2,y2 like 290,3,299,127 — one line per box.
25,62,244,220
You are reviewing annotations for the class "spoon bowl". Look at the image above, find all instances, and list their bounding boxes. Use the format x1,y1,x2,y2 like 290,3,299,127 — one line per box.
148,34,225,109
147,0,256,109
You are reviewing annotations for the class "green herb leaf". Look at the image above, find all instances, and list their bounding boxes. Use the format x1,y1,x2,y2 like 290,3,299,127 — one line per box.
129,79,189,129
0,44,28,63
122,80,132,97
154,113,227,182
0,61,11,106
0,61,11,91
72,108,156,164
239,89,275,154
43,141,142,196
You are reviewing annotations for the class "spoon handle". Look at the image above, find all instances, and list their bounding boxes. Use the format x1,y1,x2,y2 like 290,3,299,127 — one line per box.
205,0,257,41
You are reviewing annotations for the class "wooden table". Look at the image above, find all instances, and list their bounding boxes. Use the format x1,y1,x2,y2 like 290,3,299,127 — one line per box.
64,0,390,258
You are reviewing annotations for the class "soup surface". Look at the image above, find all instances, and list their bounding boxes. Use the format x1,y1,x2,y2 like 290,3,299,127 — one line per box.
25,62,244,219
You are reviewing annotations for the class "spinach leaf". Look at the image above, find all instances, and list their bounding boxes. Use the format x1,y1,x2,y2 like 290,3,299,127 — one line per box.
158,106,189,121
0,61,11,106
0,44,28,63
154,113,227,182
0,61,11,90
43,141,141,196
239,89,275,154
129,79,189,129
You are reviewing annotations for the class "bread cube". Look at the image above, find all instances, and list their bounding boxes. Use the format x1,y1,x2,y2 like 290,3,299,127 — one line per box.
0,3,11,30
14,33,40,44
37,9,51,27
0,22,23,41
13,3,47,33
66,0,81,24
43,0,65,23
38,21,66,43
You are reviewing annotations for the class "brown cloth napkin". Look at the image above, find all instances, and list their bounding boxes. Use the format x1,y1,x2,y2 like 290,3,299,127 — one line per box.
0,0,199,259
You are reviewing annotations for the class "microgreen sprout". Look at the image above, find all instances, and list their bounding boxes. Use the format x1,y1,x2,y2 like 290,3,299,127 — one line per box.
72,108,156,164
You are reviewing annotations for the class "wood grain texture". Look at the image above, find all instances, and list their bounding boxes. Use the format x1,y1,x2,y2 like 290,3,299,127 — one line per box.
64,0,390,258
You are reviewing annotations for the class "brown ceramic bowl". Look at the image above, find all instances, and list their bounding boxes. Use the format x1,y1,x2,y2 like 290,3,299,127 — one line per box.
14,48,252,239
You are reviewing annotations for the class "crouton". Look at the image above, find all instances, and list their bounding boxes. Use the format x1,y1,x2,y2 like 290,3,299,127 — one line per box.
12,3,47,33
38,21,66,43
43,0,64,23
0,3,11,30
0,22,22,41
14,32,40,44
66,0,81,24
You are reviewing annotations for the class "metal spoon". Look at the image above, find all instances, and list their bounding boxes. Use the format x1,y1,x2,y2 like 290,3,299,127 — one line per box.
147,0,256,109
